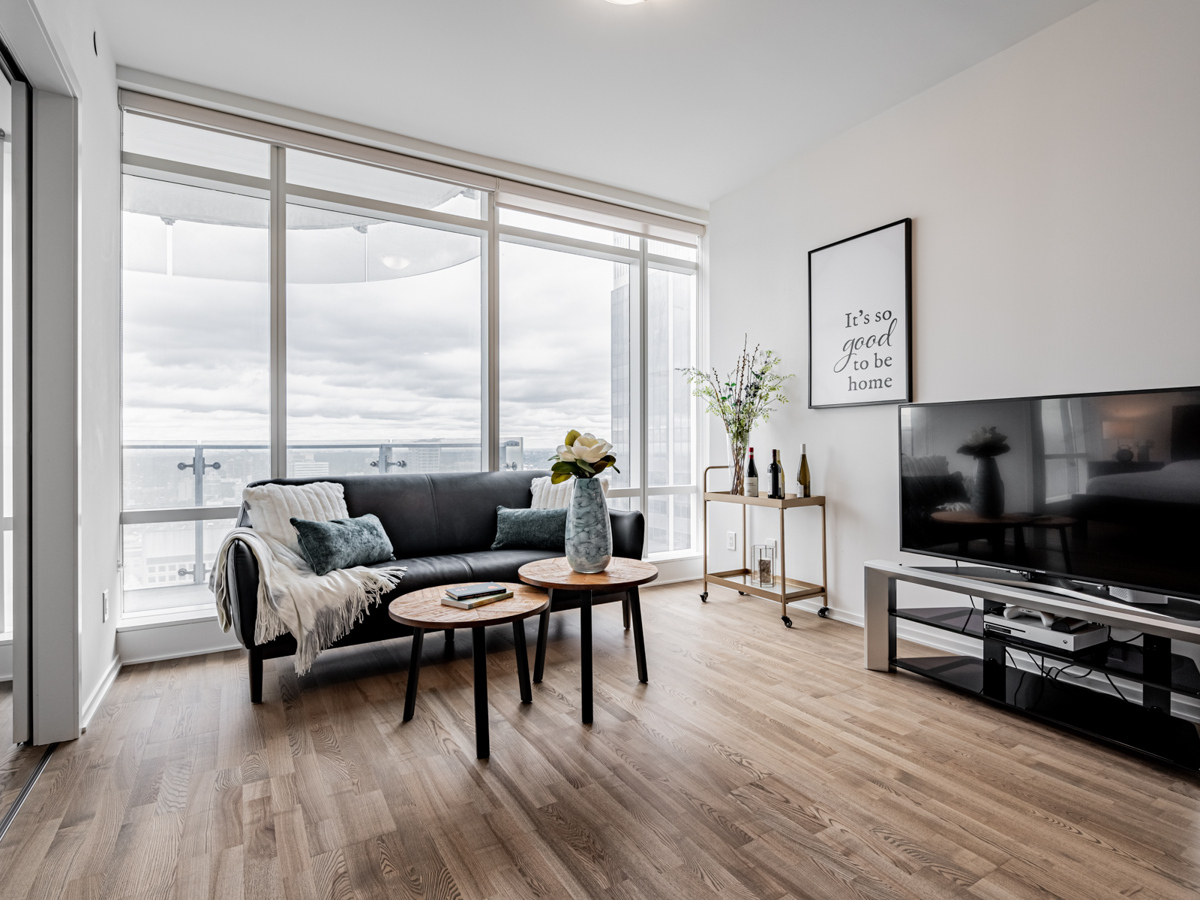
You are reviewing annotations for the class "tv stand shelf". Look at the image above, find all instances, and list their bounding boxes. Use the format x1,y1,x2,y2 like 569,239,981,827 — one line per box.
865,560,1200,772
893,605,1200,699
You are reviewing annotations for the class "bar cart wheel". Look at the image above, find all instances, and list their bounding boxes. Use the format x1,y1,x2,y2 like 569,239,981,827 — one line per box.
782,616,793,628
700,591,708,603
817,607,829,618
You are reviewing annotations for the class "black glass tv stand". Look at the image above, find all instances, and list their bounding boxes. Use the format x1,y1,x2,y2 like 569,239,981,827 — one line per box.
864,560,1200,771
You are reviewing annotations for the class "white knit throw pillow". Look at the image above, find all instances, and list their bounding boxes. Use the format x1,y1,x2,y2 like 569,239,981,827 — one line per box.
242,482,349,555
531,475,610,510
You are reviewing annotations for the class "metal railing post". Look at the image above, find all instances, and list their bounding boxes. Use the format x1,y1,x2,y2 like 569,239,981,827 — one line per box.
177,444,221,584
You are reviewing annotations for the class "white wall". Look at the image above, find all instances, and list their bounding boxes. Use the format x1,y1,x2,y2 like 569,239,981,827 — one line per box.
706,0,1200,616
22,0,122,729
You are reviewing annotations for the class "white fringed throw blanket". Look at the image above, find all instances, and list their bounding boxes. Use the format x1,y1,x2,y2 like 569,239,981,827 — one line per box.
210,527,407,675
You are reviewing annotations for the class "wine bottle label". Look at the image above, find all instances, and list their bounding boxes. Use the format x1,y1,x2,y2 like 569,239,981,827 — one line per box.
745,477,759,497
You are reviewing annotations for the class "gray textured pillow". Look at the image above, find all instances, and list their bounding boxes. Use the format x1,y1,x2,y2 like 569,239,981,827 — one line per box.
290,514,395,576
491,506,567,552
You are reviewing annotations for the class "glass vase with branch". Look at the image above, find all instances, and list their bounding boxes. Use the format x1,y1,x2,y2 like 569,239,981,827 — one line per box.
679,337,793,495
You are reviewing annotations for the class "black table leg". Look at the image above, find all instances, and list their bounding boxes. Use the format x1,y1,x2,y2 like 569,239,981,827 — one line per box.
581,591,593,725
513,619,533,704
622,596,630,630
403,628,424,722
472,626,489,759
534,606,550,684
629,586,648,684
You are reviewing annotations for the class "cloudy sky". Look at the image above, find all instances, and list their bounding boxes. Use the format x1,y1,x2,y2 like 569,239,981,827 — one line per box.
121,202,621,461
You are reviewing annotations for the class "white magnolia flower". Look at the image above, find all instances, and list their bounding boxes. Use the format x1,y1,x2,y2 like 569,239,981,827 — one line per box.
572,433,613,464
556,443,578,461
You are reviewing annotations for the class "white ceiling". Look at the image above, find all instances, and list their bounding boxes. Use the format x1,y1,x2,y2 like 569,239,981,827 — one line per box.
97,0,1096,209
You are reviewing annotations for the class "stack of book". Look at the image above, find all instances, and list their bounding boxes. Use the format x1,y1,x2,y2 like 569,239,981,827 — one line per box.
441,582,513,609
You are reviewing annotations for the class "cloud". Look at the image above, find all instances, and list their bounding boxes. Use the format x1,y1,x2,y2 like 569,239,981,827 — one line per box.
122,218,630,452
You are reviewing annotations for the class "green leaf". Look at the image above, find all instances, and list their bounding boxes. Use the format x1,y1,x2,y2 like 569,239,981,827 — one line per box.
591,460,609,473
563,429,581,447
550,461,574,474
550,472,572,484
577,459,596,475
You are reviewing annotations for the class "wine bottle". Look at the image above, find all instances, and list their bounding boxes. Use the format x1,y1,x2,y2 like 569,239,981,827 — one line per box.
745,447,759,497
798,443,811,498
768,449,783,499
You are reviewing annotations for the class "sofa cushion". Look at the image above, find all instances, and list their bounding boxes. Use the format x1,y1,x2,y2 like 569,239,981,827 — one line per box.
372,548,559,589
323,471,545,557
291,514,395,575
531,475,611,509
243,481,348,554
491,506,567,552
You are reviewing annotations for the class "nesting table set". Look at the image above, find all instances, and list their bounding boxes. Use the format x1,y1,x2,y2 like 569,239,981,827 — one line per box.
388,556,658,759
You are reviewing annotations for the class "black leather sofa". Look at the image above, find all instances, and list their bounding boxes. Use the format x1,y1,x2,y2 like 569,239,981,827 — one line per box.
226,470,645,702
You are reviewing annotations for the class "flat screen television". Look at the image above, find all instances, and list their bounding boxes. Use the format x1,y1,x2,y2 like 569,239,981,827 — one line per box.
899,386,1200,601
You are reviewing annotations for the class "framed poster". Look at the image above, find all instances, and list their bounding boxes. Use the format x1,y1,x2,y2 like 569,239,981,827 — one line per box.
808,218,912,408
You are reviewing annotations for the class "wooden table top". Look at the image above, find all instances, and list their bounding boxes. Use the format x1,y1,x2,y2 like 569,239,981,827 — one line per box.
517,557,659,592
930,511,1034,526
388,582,549,629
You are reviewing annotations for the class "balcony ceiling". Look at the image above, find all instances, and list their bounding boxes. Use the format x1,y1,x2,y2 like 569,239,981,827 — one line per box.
97,0,1096,209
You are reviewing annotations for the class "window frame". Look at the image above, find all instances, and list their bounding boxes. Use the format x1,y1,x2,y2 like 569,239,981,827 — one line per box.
118,96,704,616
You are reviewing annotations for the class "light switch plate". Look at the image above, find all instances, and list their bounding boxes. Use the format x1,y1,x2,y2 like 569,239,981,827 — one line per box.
726,531,737,551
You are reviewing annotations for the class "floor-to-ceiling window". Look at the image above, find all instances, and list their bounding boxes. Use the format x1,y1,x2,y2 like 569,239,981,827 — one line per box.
119,97,703,618
285,151,485,476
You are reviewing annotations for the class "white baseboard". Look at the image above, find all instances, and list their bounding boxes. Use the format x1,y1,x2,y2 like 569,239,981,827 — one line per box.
81,654,122,730
652,555,703,586
117,615,241,666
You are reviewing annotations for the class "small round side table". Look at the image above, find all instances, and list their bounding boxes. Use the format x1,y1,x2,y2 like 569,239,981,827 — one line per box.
518,557,658,725
388,582,548,759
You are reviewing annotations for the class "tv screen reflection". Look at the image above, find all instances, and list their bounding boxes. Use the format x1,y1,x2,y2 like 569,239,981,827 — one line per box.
899,389,1200,600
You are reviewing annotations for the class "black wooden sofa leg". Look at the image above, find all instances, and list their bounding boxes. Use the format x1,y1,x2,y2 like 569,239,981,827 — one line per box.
249,648,264,703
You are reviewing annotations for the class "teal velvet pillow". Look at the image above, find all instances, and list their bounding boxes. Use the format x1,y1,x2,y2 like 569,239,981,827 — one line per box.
491,506,567,552
290,514,395,576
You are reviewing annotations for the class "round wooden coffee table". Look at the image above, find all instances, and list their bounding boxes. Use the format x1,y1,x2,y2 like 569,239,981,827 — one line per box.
518,557,658,725
931,510,1034,557
389,582,548,759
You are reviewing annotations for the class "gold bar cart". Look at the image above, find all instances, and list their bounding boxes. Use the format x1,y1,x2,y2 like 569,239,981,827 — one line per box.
700,465,828,627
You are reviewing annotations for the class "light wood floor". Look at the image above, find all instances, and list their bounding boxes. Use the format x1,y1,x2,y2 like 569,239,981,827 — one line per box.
0,681,43,818
2,581,1199,899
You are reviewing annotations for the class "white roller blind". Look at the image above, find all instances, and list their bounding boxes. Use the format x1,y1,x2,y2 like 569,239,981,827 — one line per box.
496,179,704,246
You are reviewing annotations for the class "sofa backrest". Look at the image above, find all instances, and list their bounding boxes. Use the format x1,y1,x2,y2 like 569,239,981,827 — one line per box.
240,470,547,558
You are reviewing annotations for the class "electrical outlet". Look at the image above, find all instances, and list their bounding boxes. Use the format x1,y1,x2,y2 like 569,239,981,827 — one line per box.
726,531,737,551
102,590,109,623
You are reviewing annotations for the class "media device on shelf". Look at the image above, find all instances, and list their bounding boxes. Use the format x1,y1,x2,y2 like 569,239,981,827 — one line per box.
899,385,1200,603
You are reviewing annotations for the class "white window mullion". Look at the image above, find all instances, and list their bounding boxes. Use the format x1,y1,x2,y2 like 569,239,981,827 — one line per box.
484,191,500,471
637,238,649,553
269,145,287,478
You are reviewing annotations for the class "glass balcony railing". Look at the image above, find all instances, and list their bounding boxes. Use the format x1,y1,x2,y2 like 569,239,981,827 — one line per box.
120,438,528,614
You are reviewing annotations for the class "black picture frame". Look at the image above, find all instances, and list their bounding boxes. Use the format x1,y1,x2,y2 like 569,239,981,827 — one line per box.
808,218,912,409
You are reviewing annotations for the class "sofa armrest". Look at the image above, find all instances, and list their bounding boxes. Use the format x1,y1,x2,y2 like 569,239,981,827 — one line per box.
227,540,260,649
609,509,645,560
